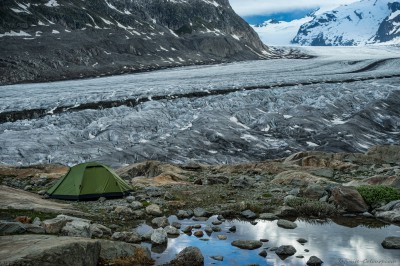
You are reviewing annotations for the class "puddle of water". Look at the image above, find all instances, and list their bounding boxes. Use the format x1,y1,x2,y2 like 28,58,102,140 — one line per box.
139,216,400,266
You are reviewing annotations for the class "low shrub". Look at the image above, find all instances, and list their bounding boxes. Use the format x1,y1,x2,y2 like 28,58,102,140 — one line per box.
286,197,338,218
356,185,400,206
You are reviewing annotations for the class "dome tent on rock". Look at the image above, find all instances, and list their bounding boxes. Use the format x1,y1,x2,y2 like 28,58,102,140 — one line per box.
46,162,132,200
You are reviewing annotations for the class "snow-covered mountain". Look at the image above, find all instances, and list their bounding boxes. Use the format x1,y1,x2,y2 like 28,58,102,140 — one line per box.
253,17,313,46
292,0,400,46
0,0,274,85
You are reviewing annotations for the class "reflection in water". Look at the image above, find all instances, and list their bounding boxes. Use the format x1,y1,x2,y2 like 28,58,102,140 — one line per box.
139,216,400,266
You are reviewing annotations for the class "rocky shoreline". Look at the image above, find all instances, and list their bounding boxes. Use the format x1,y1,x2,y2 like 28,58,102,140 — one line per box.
1,145,400,265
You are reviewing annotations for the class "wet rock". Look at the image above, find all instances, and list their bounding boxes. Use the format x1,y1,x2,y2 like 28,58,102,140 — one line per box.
194,231,204,237
382,237,400,249
259,213,279,220
277,219,298,229
205,225,213,234
250,221,258,225
212,220,222,225
146,204,163,216
151,228,168,245
374,200,400,223
297,238,308,244
126,196,135,203
307,256,324,265
217,235,227,240
275,245,297,256
130,201,144,210
193,224,202,229
330,186,368,213
212,226,222,232
151,216,169,228
61,220,91,238
182,226,193,234
217,215,225,220
171,221,182,229
112,231,141,243
0,221,26,235
211,256,224,261
165,225,180,236
229,226,237,232
259,250,268,257
231,240,263,250
170,246,204,266
241,209,257,219
260,239,269,242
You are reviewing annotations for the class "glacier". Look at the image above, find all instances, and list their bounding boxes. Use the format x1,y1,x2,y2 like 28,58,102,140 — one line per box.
0,46,400,167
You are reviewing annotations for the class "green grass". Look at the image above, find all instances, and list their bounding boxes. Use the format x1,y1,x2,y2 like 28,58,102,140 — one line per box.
0,209,56,221
356,185,400,206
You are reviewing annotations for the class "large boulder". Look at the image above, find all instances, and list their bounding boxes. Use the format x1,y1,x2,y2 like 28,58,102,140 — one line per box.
275,245,297,256
170,246,204,266
0,221,26,235
61,220,91,238
381,237,400,249
307,256,324,266
0,235,100,266
151,216,170,228
98,240,151,260
42,215,91,234
330,186,368,213
151,228,168,245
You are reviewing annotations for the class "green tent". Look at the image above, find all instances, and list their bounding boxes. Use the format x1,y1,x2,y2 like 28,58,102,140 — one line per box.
46,162,132,200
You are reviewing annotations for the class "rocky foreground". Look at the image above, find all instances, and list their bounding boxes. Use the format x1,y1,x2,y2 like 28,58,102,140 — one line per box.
1,145,400,265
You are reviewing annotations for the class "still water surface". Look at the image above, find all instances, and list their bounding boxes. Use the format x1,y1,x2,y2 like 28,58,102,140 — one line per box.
140,216,400,265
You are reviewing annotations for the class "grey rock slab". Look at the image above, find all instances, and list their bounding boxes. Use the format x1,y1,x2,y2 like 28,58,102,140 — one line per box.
277,219,298,229
146,204,163,216
231,240,263,250
98,239,151,261
112,231,141,243
0,235,100,266
61,220,92,238
165,225,180,236
0,221,26,235
382,237,400,249
151,228,168,245
151,216,169,228
241,209,257,219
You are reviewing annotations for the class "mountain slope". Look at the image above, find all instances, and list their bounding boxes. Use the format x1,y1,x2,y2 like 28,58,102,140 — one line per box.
0,0,275,85
292,0,400,46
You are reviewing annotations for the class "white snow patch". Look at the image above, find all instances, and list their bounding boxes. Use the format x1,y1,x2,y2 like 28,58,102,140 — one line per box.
283,115,293,119
230,117,250,129
307,141,320,147
241,134,258,141
0,30,31,38
45,0,59,7
52,30,60,34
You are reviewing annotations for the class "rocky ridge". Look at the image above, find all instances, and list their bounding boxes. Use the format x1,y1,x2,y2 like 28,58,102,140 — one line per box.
0,0,277,85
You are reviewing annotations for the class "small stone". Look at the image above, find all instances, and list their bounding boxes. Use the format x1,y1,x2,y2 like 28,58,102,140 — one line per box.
193,224,202,229
194,231,204,237
231,240,263,250
259,250,268,257
305,249,310,252
193,207,211,217
297,238,308,244
297,255,305,258
182,226,193,234
210,256,224,261
130,201,143,210
170,247,204,266
270,247,278,252
24,185,32,191
250,221,258,225
126,196,135,203
229,226,237,232
212,220,222,225
260,239,269,242
165,225,180,236
217,215,225,220
204,225,213,234
199,238,209,241
217,235,227,240
212,226,221,232
307,256,323,266
98,197,106,203
277,219,297,229
164,191,174,200
172,221,182,229
114,206,133,215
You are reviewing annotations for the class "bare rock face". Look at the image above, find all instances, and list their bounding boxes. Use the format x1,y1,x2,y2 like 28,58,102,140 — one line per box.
330,186,369,213
0,235,101,266
0,0,273,85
